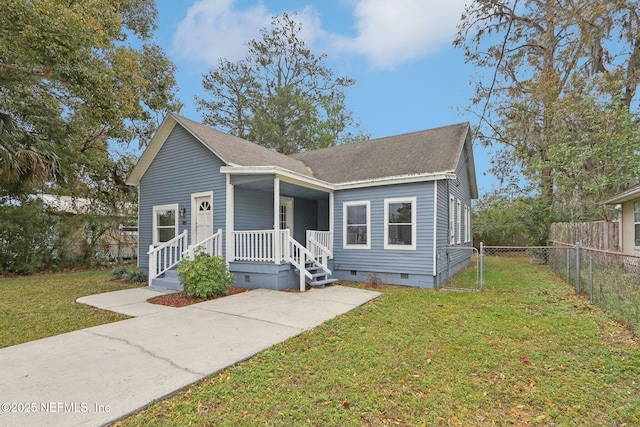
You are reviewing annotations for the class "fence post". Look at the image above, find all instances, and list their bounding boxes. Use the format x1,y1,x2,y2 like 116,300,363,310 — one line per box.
575,242,581,295
479,242,484,291
566,247,570,284
589,250,594,304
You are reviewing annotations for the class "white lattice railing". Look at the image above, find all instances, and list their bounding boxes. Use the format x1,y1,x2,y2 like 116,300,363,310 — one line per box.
306,230,333,257
147,231,188,286
186,228,223,259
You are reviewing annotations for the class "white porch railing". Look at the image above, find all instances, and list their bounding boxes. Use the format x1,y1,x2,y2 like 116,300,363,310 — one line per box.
287,232,332,291
306,230,333,257
308,236,331,271
232,229,289,263
147,230,188,286
186,228,223,259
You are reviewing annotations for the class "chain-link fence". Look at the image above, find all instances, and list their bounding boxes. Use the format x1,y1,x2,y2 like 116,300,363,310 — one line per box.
437,246,482,291
481,242,640,335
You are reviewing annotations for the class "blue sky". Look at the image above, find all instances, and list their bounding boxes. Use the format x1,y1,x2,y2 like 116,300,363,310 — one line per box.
153,0,496,194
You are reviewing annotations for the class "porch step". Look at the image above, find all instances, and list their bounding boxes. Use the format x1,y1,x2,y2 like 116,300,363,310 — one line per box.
149,269,183,293
307,278,339,288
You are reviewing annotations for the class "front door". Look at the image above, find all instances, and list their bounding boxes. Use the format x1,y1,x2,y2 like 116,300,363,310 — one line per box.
194,194,213,244
279,196,294,232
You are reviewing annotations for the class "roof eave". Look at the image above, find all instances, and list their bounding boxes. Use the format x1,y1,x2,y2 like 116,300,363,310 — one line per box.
603,187,640,205
333,172,457,190
221,165,457,191
125,116,177,186
220,165,333,192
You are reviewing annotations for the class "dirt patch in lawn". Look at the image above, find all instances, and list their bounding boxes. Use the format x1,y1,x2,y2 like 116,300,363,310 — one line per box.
147,287,251,307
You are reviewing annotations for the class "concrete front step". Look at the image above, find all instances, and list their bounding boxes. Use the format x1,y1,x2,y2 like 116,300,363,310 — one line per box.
149,269,183,293
308,278,339,288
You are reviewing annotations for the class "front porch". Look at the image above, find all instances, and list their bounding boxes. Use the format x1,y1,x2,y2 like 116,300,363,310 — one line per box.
148,169,336,291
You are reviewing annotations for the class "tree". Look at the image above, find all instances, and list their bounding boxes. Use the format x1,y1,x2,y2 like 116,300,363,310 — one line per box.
197,13,368,154
0,0,178,193
455,0,640,227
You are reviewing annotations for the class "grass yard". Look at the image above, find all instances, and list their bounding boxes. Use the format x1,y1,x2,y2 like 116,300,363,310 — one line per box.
116,258,640,426
0,269,142,348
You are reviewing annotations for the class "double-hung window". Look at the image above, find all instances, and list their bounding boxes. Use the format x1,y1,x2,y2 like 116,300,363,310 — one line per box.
344,201,370,249
457,200,462,244
449,196,455,244
384,197,416,250
635,202,640,246
153,204,179,245
464,205,471,243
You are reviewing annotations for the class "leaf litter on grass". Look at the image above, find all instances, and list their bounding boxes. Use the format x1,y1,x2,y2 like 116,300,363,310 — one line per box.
115,258,640,426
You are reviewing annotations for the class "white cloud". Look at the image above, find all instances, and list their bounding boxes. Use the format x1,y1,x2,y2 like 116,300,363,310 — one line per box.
333,0,468,69
172,0,271,66
172,1,325,68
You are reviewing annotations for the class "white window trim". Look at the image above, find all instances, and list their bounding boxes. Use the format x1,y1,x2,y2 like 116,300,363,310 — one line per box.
384,197,417,250
343,200,371,249
457,199,462,244
152,203,179,246
449,195,455,245
463,205,469,243
634,201,640,247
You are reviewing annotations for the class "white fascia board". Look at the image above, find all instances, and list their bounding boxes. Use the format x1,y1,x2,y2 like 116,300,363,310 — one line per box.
126,118,177,186
220,165,333,193
603,187,640,205
334,172,457,190
221,165,456,192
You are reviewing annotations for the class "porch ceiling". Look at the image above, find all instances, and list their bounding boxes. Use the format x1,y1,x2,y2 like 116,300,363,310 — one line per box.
231,175,328,200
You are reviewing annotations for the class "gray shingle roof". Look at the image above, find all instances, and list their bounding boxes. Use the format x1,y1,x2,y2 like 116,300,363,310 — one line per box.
173,114,314,178
291,123,471,183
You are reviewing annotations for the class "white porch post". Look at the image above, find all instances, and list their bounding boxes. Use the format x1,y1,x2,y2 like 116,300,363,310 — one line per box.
329,190,334,258
225,174,235,265
274,176,281,264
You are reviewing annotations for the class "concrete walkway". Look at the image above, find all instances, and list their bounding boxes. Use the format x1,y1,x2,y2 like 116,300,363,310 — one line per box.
0,286,380,427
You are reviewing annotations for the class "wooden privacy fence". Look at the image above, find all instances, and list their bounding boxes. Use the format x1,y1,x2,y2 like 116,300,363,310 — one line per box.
549,221,619,252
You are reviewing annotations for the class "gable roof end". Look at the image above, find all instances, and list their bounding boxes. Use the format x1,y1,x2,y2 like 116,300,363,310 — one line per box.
126,113,314,186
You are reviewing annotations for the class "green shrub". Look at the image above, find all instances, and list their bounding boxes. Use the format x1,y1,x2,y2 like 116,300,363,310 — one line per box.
177,252,235,299
110,266,147,283
111,266,131,280
126,269,148,283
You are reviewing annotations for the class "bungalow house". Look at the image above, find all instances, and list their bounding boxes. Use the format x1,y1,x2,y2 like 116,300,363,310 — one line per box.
126,114,477,290
604,184,640,255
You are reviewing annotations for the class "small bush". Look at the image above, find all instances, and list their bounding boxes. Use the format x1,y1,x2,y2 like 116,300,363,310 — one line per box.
110,267,147,283
126,269,148,283
111,266,131,280
177,252,235,298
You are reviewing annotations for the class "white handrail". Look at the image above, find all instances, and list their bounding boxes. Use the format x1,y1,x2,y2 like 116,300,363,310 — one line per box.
287,234,315,291
147,230,188,286
185,228,223,259
308,236,332,272
306,230,333,256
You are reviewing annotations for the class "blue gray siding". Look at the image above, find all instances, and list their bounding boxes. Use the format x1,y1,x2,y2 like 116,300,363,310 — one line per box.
138,125,226,270
234,188,273,231
436,141,475,283
293,198,318,243
316,198,330,231
333,182,434,286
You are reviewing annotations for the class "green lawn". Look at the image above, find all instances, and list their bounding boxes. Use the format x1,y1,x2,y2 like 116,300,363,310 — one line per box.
115,258,640,426
0,269,141,348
